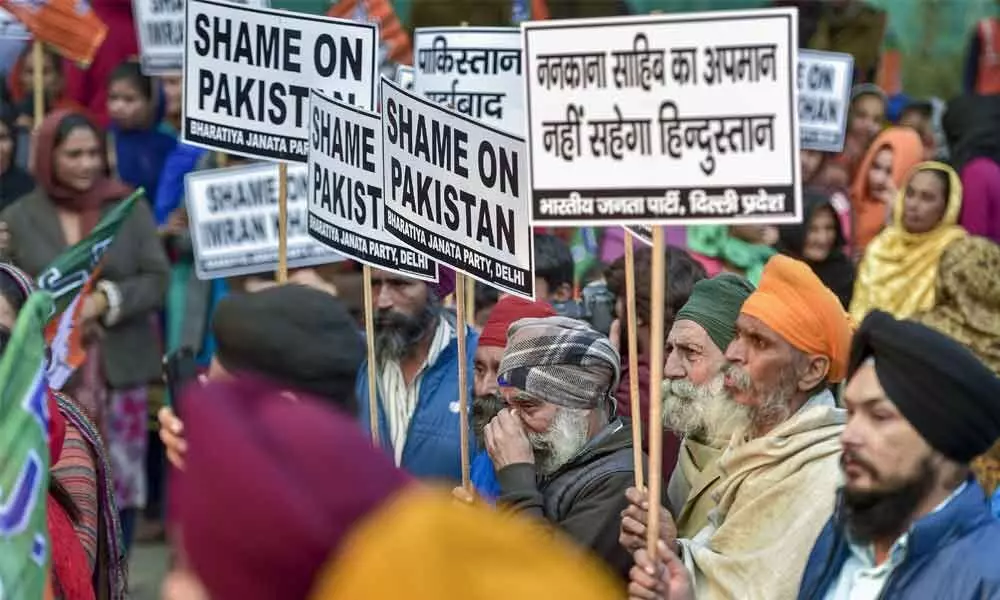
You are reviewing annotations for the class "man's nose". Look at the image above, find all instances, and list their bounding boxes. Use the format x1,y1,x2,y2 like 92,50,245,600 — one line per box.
664,351,685,379
375,284,393,309
724,338,745,364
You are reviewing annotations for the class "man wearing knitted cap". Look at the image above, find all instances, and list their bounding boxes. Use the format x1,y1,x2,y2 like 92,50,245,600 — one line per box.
469,296,556,501
355,268,477,482
487,315,643,581
620,273,755,551
628,255,851,600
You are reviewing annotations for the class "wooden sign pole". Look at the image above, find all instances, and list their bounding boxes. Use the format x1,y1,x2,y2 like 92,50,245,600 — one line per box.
646,226,666,556
362,265,380,442
277,162,289,283
465,275,475,326
454,272,471,490
624,232,644,491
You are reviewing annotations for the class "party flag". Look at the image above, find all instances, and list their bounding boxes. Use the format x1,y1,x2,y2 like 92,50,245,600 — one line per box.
0,0,107,65
0,290,55,600
35,188,143,315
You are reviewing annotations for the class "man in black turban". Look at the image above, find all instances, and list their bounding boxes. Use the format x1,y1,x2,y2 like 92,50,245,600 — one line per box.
797,310,1000,599
627,310,1000,600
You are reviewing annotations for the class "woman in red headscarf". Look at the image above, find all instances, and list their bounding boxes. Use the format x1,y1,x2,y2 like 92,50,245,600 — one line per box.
0,109,170,556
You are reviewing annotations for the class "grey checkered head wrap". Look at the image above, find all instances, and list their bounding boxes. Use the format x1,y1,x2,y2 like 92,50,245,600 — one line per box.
498,316,621,410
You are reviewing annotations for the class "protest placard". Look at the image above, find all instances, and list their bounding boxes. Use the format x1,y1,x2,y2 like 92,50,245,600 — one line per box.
381,77,534,299
797,49,853,153
185,162,342,279
522,9,801,226
133,0,269,75
414,27,523,135
308,89,437,281
0,6,28,39
182,0,378,163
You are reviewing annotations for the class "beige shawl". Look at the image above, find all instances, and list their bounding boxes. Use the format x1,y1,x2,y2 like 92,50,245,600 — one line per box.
668,438,725,539
679,394,846,600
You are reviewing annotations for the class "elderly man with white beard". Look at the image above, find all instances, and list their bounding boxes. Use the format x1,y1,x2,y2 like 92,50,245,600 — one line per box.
621,273,755,548
625,255,853,600
485,315,649,582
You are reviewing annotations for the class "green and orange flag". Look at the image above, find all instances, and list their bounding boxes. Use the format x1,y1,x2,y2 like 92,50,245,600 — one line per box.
0,290,54,600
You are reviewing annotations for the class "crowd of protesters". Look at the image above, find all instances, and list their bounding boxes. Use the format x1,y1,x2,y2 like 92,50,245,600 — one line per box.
2,1,1000,599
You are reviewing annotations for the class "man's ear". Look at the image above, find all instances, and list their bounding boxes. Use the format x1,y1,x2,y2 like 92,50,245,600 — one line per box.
798,355,830,392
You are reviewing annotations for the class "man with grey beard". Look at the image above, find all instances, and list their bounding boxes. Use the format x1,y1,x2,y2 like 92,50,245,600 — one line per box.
484,315,645,582
620,273,754,547
355,267,476,482
625,256,853,600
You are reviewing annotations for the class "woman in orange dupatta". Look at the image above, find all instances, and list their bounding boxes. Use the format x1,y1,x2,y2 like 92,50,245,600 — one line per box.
849,127,924,257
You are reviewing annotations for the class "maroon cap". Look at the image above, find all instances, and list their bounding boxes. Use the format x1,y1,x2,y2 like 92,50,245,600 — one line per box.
172,377,411,600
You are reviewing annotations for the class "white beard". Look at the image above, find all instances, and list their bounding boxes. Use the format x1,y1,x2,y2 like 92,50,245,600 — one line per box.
662,372,751,444
527,407,591,476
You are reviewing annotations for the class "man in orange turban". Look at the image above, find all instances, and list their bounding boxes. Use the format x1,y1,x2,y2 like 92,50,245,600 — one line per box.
626,255,850,600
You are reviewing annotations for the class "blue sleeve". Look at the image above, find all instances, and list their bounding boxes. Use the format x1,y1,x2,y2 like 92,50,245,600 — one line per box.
993,487,1000,519
965,29,981,94
154,144,207,226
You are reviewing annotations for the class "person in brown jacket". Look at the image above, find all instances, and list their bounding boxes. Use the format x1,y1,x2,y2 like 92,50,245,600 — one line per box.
0,109,169,552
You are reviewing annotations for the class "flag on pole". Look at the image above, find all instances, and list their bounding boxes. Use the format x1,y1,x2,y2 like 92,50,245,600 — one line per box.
0,0,107,65
43,267,98,391
35,189,144,390
0,290,55,600
35,188,143,316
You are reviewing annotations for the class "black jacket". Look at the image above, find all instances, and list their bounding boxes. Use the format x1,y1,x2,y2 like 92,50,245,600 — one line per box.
496,418,644,581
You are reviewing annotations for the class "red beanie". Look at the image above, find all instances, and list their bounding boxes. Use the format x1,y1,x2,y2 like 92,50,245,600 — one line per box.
479,297,557,349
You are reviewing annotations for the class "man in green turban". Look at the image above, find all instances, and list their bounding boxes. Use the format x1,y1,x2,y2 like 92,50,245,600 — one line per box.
619,273,755,545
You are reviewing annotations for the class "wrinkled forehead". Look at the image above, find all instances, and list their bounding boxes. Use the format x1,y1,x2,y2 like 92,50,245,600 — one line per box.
474,344,505,366
669,319,714,347
734,313,787,347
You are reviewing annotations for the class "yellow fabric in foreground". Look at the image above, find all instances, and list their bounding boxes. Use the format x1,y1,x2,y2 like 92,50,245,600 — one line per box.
309,488,623,600
850,162,967,322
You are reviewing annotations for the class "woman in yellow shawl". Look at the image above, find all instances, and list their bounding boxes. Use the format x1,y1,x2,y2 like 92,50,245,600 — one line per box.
850,162,967,322
913,236,1000,495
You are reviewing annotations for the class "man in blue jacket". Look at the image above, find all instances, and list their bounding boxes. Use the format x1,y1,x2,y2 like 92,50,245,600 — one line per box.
356,267,475,482
797,311,1000,600
629,311,1000,600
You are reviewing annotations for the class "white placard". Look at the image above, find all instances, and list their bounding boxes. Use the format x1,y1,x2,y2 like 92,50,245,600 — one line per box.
0,7,29,40
133,0,269,75
307,89,437,281
797,50,853,153
414,27,523,135
381,77,534,299
184,162,343,279
522,9,801,227
182,0,378,163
